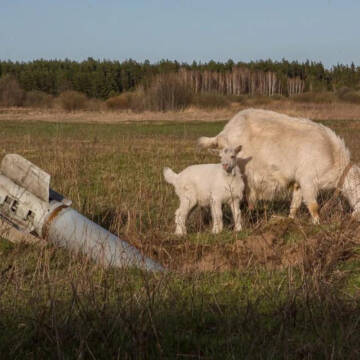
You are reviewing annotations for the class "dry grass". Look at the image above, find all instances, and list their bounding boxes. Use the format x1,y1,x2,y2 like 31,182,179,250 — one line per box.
2,99,360,124
0,106,234,123
269,100,360,121
1,120,360,358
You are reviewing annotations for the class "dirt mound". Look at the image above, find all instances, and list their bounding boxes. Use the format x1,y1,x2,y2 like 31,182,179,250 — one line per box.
178,217,360,273
182,251,231,272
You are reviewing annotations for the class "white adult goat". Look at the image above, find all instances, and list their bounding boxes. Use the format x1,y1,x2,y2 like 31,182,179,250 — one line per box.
163,146,244,235
198,109,360,224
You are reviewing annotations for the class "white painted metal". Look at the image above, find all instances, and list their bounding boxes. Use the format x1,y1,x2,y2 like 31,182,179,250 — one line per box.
45,206,164,271
0,174,49,233
1,154,50,202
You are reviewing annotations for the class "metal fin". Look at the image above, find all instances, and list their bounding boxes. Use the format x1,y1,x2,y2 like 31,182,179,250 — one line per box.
1,154,50,202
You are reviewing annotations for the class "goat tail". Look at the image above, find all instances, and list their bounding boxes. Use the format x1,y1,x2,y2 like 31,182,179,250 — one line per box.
163,167,178,185
197,136,218,149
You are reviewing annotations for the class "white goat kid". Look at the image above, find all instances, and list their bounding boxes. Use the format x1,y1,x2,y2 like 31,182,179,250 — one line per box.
163,146,244,235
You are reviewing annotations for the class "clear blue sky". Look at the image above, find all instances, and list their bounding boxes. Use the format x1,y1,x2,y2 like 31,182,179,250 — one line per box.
1,0,359,68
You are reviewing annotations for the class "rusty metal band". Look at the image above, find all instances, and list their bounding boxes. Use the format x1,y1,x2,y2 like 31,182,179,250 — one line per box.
42,204,68,240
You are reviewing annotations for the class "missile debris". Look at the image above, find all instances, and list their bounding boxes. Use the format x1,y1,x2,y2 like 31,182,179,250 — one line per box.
0,154,164,272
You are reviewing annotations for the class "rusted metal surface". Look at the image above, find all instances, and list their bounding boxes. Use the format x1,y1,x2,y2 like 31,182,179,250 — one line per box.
41,204,68,240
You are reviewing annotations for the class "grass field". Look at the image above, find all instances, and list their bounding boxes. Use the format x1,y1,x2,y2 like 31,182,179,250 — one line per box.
3,98,360,124
1,119,360,359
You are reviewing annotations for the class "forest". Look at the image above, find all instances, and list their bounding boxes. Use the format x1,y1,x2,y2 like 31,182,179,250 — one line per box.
0,58,359,100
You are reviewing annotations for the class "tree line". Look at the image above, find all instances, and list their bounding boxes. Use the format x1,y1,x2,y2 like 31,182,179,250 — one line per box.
0,58,359,99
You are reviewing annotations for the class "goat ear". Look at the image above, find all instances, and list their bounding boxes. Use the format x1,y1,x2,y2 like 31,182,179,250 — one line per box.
207,149,219,155
235,145,242,154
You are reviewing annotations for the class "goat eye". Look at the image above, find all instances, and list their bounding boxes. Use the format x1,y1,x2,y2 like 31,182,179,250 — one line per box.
231,156,235,159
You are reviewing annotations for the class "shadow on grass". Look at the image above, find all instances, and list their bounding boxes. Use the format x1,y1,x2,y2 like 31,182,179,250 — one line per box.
1,267,360,359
